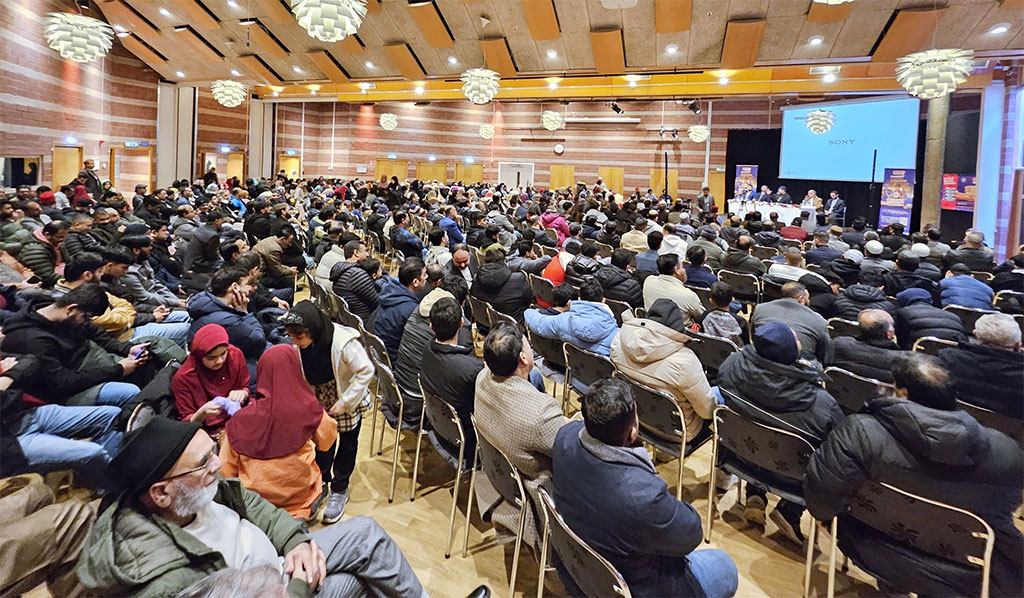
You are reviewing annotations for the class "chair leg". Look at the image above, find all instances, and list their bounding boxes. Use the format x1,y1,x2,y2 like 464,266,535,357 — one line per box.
803,520,817,598
704,439,719,543
368,387,379,458
462,448,479,558
676,442,684,502
560,368,571,415
826,517,837,598
388,403,404,503
409,406,427,501
537,518,550,598
445,457,463,559
509,502,526,597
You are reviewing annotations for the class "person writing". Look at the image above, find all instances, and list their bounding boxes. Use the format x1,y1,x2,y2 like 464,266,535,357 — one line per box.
171,323,250,434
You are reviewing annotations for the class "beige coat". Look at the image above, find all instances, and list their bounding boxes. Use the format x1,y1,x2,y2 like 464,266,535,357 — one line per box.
611,318,715,441
642,274,705,324
472,368,569,551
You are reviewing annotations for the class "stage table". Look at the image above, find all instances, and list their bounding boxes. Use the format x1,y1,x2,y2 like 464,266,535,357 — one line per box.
727,200,809,224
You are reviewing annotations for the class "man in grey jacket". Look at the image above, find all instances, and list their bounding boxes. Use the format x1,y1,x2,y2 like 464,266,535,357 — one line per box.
750,282,832,365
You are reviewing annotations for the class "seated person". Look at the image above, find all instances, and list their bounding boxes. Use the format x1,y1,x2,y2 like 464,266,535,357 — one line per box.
698,282,747,346
634,230,662,275
642,253,704,324
894,288,967,349
375,258,427,365
506,239,552,275
18,220,68,288
937,313,1023,418
751,282,832,365
721,235,766,276
219,344,338,520
524,279,619,357
805,353,1023,598
470,249,533,325
683,245,718,289
594,248,643,309
61,213,102,262
831,279,895,321
74,417,428,597
1,284,144,408
552,378,738,598
187,266,272,366
172,323,250,434
939,263,994,309
766,247,810,282
0,355,122,488
829,309,903,382
117,235,186,308
882,255,937,298
564,242,601,287
253,225,299,290
234,250,293,310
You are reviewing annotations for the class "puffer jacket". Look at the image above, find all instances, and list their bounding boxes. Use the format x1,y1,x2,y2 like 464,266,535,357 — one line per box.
524,300,619,356
719,346,843,443
470,262,533,323
720,248,766,275
314,245,345,288
943,246,995,272
594,264,643,308
832,284,896,321
939,274,994,310
506,254,551,275
540,211,570,244
373,279,419,364
564,254,601,287
938,343,1024,418
330,260,378,322
882,270,937,299
829,335,902,382
76,478,313,598
805,397,1024,598
187,291,270,362
18,229,62,287
824,257,863,288
60,229,102,262
610,313,715,440
894,290,967,349
0,220,31,257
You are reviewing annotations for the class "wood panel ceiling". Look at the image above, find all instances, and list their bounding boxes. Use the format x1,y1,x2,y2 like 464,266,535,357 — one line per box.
91,0,1023,88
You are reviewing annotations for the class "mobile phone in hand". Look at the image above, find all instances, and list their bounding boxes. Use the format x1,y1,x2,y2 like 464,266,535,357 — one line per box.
26,276,41,284
131,344,150,359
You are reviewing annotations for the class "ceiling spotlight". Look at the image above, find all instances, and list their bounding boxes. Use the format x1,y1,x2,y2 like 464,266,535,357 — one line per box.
364,61,374,69
610,102,623,114
672,128,679,139
718,77,728,85
414,85,424,94
175,70,184,78
292,65,303,73
665,44,678,55
230,68,240,76
159,7,171,17
546,49,558,59
447,55,458,65
823,73,837,83
227,0,238,7
77,0,90,9
688,102,701,115
548,81,557,90
116,31,130,38
808,35,824,46
989,23,1010,35
658,126,665,137
113,24,125,32
628,80,637,87
271,91,279,97
310,90,317,95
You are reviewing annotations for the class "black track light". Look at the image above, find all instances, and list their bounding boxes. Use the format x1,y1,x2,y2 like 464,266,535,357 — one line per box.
689,102,702,115
610,102,623,114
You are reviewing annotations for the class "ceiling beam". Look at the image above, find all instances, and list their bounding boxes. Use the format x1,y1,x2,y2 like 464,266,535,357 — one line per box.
366,0,382,13
807,1,853,23
590,29,625,74
655,0,690,33
247,22,290,60
408,1,455,48
178,0,220,31
120,34,166,66
338,35,364,54
174,27,222,62
872,7,947,62
385,43,427,80
98,1,161,38
480,38,517,78
308,50,348,83
254,0,293,24
239,55,283,85
521,0,560,41
720,19,766,69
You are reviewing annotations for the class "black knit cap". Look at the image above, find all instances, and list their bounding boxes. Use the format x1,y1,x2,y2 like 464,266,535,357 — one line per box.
106,416,201,500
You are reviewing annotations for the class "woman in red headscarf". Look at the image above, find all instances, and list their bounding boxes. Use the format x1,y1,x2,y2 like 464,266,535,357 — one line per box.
219,343,338,519
171,323,250,434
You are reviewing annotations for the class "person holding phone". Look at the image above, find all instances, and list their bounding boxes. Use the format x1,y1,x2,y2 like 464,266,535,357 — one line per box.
172,324,250,434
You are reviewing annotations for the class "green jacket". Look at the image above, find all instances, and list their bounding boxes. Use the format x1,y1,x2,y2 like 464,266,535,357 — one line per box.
76,478,312,598
18,235,60,287
0,220,31,257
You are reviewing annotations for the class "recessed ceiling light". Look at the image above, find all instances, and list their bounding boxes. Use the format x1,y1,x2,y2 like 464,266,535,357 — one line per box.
310,90,317,95
628,80,637,87
230,69,240,76
808,35,824,46
548,81,557,90
227,0,238,7
116,31,130,38
271,91,279,97
989,22,1010,35
823,73,837,83
113,24,126,32
414,85,424,94
292,65,303,73
665,44,678,54
175,70,184,78
447,56,458,65
159,7,171,17
546,49,558,59
719,77,729,85
365,61,374,69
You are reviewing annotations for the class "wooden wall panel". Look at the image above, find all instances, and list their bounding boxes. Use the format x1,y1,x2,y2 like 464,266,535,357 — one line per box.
721,20,766,69
521,0,561,40
590,29,625,74
872,8,946,62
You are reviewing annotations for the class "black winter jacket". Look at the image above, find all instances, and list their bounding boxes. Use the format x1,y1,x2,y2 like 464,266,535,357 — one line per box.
938,343,1024,418
61,230,103,262
470,262,533,323
832,285,895,321
564,255,601,287
894,301,966,349
825,257,862,288
330,261,379,321
829,335,902,382
594,264,643,308
805,397,1024,598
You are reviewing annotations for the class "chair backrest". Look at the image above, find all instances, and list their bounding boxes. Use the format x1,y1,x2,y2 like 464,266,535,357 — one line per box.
471,415,525,507
718,270,760,299
544,227,559,243
466,295,492,330
487,305,516,330
321,289,343,320
823,367,895,414
528,273,555,305
614,372,684,441
847,481,994,596
563,343,616,388
538,488,632,598
375,361,403,412
334,299,364,331
540,245,559,259
911,335,959,356
827,317,860,339
761,278,784,302
528,328,566,370
687,331,739,372
363,332,392,369
604,298,633,326
751,245,777,260
595,242,614,259
957,400,1024,447
633,307,646,318
944,304,998,335
419,381,466,455
686,284,715,311
711,401,817,485
970,270,994,283
993,290,1024,313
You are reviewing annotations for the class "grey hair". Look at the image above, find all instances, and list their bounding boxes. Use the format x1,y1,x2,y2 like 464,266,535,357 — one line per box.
973,314,1021,350
175,566,288,598
965,230,985,244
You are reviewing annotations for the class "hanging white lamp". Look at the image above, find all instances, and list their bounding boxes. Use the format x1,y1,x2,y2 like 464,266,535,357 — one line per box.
43,12,113,63
479,124,495,139
460,68,500,104
540,110,564,131
379,113,398,131
895,48,974,100
210,80,247,108
290,0,367,43
687,125,709,143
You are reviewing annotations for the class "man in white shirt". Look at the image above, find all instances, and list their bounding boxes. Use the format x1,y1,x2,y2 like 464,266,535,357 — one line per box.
766,247,810,282
642,253,704,325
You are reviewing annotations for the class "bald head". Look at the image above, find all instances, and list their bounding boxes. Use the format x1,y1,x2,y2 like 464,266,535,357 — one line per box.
859,309,895,341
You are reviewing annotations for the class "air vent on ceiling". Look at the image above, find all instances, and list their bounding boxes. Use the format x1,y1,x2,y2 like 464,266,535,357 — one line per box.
809,65,840,75
600,0,638,7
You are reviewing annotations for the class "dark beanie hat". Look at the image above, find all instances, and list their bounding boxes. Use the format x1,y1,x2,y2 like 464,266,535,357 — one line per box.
645,298,689,334
107,416,200,499
123,223,150,236
752,322,800,364
699,226,717,240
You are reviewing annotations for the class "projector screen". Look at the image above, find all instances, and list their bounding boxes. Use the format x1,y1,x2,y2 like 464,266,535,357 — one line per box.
779,97,920,182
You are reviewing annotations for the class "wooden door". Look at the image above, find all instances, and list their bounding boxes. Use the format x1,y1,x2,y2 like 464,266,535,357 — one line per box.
52,146,83,189
455,163,483,183
109,146,153,195
416,162,447,182
598,167,624,195
708,170,726,213
374,159,409,182
650,168,678,199
550,165,574,190
226,152,245,181
278,155,301,178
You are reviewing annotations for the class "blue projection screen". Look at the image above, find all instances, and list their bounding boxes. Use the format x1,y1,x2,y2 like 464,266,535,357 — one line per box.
779,97,920,182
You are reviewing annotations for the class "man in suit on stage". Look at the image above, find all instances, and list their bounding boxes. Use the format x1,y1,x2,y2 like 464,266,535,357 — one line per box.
775,186,793,204
823,191,846,218
755,186,773,202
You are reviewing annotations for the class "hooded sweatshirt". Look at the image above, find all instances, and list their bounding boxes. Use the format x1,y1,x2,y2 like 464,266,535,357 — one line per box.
373,280,419,363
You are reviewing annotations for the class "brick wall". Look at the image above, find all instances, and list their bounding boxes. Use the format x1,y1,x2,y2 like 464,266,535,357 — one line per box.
195,89,249,180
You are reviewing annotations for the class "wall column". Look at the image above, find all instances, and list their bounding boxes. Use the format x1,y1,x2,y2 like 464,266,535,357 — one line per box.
920,94,949,230
248,99,275,179
974,80,1006,250
155,84,197,186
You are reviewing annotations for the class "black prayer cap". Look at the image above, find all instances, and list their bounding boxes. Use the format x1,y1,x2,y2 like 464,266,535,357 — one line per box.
107,416,201,500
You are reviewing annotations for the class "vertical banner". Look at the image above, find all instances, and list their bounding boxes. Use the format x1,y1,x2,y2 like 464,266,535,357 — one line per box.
734,165,758,198
940,173,977,212
878,168,916,228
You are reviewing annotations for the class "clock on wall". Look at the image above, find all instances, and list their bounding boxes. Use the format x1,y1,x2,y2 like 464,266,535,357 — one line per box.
553,143,564,154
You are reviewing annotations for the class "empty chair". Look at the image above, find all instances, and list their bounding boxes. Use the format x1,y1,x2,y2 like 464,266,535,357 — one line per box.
911,335,959,356
372,362,412,503
970,271,995,283
411,382,470,558
823,367,896,415
718,270,760,307
362,331,392,456
467,295,493,336
537,487,632,598
464,417,529,595
614,372,712,500
604,298,633,326
993,290,1024,313
528,273,555,306
562,343,616,414
761,278,784,302
944,305,999,335
528,329,567,397
826,318,859,339
487,305,516,330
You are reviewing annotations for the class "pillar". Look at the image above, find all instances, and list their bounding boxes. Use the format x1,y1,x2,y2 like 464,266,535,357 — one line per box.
919,93,949,231
248,99,275,180
155,83,197,186
974,80,1006,250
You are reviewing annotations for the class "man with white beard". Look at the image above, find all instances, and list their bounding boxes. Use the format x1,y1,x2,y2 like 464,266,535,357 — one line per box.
74,417,433,598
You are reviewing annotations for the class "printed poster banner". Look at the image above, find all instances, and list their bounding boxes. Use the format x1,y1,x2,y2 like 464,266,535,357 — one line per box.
734,165,758,198
879,168,916,228
940,173,977,213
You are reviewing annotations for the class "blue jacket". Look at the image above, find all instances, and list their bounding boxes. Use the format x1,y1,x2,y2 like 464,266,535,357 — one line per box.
438,216,465,245
552,421,706,597
524,301,619,356
804,245,843,266
683,264,718,289
187,291,270,362
939,274,994,310
635,249,659,273
373,280,419,364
